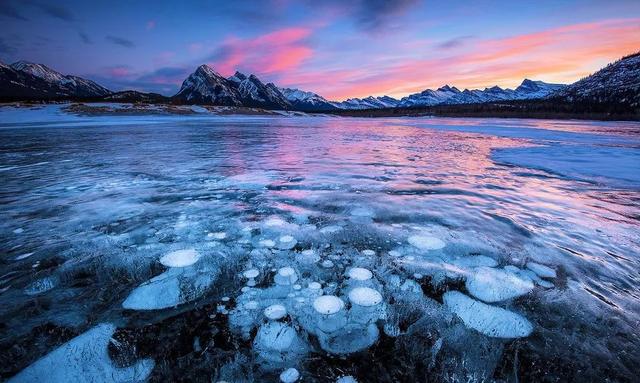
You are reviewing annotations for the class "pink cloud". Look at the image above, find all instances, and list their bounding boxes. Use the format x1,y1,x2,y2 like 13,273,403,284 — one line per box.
106,66,131,78
207,27,314,77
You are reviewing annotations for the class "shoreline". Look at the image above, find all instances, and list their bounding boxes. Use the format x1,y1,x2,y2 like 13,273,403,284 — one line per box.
1,101,638,122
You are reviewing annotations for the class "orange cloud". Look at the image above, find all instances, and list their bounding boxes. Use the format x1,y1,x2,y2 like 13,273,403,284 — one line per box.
285,18,640,100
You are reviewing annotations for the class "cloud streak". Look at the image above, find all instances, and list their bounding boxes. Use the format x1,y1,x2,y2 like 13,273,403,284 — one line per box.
106,35,135,48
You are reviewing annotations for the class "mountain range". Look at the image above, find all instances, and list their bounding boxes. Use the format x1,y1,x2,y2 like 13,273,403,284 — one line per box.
1,52,639,113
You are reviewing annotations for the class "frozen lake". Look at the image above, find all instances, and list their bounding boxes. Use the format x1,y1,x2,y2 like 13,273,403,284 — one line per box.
1,106,639,382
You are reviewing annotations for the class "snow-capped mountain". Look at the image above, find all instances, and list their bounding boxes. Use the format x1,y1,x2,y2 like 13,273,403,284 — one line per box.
0,61,111,99
331,95,400,109
398,80,565,107
174,65,291,109
279,88,337,111
551,52,640,108
173,65,243,106
229,71,291,109
10,61,110,97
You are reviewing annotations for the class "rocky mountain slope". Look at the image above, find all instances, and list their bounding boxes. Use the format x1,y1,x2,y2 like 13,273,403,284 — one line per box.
173,65,291,109
0,61,111,99
551,52,640,108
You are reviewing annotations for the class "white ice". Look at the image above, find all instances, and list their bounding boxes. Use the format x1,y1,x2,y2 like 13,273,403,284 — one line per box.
444,291,533,338
159,249,201,267
8,323,154,382
465,266,534,302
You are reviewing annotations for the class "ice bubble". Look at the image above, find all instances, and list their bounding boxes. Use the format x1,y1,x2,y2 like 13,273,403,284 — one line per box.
321,260,334,268
275,267,298,286
313,295,345,315
208,232,227,240
349,287,382,307
319,225,342,234
346,267,373,281
538,280,554,289
362,249,375,256
13,228,24,234
318,323,379,355
527,262,557,279
400,279,422,294
8,323,154,383
278,235,298,250
504,265,520,273
443,291,533,338
408,235,445,250
280,368,300,383
245,300,259,310
308,282,322,290
123,267,215,310
253,322,307,363
293,284,302,290
221,296,230,302
265,217,287,227
159,249,201,267
24,277,56,295
296,249,320,265
243,269,259,279
466,267,534,302
388,250,401,257
337,376,358,383
452,255,498,268
264,304,288,320
259,239,276,248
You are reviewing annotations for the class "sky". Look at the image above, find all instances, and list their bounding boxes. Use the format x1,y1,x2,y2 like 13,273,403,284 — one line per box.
1,0,639,100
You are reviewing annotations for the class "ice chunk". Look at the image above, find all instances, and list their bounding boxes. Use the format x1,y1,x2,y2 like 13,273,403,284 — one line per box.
346,267,373,281
408,235,445,250
527,262,557,279
466,267,534,302
264,304,288,320
8,323,154,382
159,249,201,267
280,368,300,383
538,280,554,289
337,376,358,383
443,291,533,338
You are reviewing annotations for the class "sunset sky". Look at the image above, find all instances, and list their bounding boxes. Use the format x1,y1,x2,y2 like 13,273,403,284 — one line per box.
2,0,639,100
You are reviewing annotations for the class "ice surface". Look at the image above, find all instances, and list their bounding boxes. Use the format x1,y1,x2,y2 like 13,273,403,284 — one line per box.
8,323,154,382
466,266,535,302
159,248,201,267
444,291,533,338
